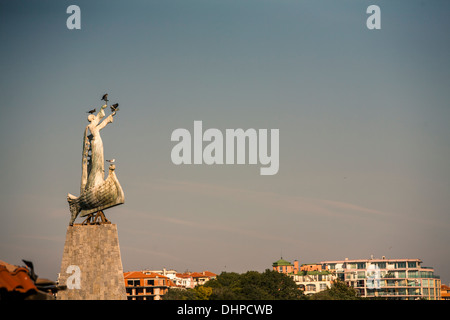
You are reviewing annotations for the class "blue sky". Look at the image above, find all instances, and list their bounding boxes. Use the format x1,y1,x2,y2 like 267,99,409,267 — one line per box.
1,0,449,284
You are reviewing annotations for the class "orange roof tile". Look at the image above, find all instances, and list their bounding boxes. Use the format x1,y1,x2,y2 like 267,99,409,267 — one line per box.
0,265,37,295
190,271,217,278
176,273,193,278
124,271,168,279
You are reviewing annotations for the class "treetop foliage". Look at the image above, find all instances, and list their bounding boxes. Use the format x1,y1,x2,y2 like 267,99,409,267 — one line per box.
164,269,362,300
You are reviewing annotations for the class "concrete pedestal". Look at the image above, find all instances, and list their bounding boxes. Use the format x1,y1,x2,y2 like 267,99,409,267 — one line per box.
57,224,127,300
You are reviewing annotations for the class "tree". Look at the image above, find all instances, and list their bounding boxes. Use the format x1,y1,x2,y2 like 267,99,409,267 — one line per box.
205,270,307,300
310,279,361,300
163,287,198,300
164,270,307,300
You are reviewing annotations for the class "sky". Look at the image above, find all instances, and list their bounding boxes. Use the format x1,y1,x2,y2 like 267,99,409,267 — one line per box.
0,0,449,284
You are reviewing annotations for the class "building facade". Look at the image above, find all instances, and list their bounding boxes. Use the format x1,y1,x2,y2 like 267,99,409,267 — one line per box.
320,257,441,300
146,269,217,288
291,272,337,296
440,284,450,300
124,269,217,299
272,256,442,300
272,258,299,274
123,271,175,300
272,257,333,295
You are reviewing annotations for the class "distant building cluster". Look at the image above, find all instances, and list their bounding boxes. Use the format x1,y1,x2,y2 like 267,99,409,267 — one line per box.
123,268,216,300
272,256,442,300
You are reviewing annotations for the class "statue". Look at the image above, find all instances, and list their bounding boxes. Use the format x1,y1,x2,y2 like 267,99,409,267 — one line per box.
67,95,125,226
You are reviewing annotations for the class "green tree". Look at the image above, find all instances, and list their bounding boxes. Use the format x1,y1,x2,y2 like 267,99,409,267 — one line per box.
194,286,213,300
165,270,308,300
163,287,198,300
205,270,306,300
310,279,361,300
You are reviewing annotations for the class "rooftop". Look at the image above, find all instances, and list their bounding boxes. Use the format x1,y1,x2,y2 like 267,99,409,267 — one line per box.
272,258,293,267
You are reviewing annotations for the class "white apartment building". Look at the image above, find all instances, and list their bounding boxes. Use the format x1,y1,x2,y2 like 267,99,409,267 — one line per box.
321,256,441,300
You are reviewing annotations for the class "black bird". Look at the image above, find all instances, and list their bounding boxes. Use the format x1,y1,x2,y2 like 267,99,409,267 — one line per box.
87,108,96,114
110,103,119,112
101,93,108,102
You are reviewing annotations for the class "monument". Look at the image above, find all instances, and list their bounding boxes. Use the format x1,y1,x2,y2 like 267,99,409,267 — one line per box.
57,94,127,300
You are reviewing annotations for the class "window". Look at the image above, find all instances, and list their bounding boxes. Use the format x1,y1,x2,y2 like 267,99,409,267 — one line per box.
408,270,419,278
377,262,386,269
398,271,406,278
408,262,417,268
420,271,433,278
128,279,140,286
396,262,406,269
306,284,316,292
357,263,366,269
319,283,327,290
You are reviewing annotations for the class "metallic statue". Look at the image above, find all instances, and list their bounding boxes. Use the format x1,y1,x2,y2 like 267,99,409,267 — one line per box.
67,96,124,225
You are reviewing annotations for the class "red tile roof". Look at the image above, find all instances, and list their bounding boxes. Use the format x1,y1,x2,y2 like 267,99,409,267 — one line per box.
0,264,37,295
190,271,217,278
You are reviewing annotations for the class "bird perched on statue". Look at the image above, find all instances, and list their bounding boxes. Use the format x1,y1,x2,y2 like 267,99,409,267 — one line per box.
101,93,108,102
87,108,96,114
106,159,115,163
110,103,119,112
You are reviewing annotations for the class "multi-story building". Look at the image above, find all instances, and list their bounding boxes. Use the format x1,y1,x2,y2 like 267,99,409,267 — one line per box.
124,269,217,299
145,269,217,288
320,257,441,300
272,257,334,295
123,271,175,300
272,258,299,274
272,256,442,300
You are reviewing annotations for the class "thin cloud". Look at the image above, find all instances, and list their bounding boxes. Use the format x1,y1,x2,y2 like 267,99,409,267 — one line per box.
148,179,392,220
150,215,298,244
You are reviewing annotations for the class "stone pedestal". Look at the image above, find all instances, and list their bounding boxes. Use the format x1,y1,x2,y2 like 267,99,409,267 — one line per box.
57,224,127,300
